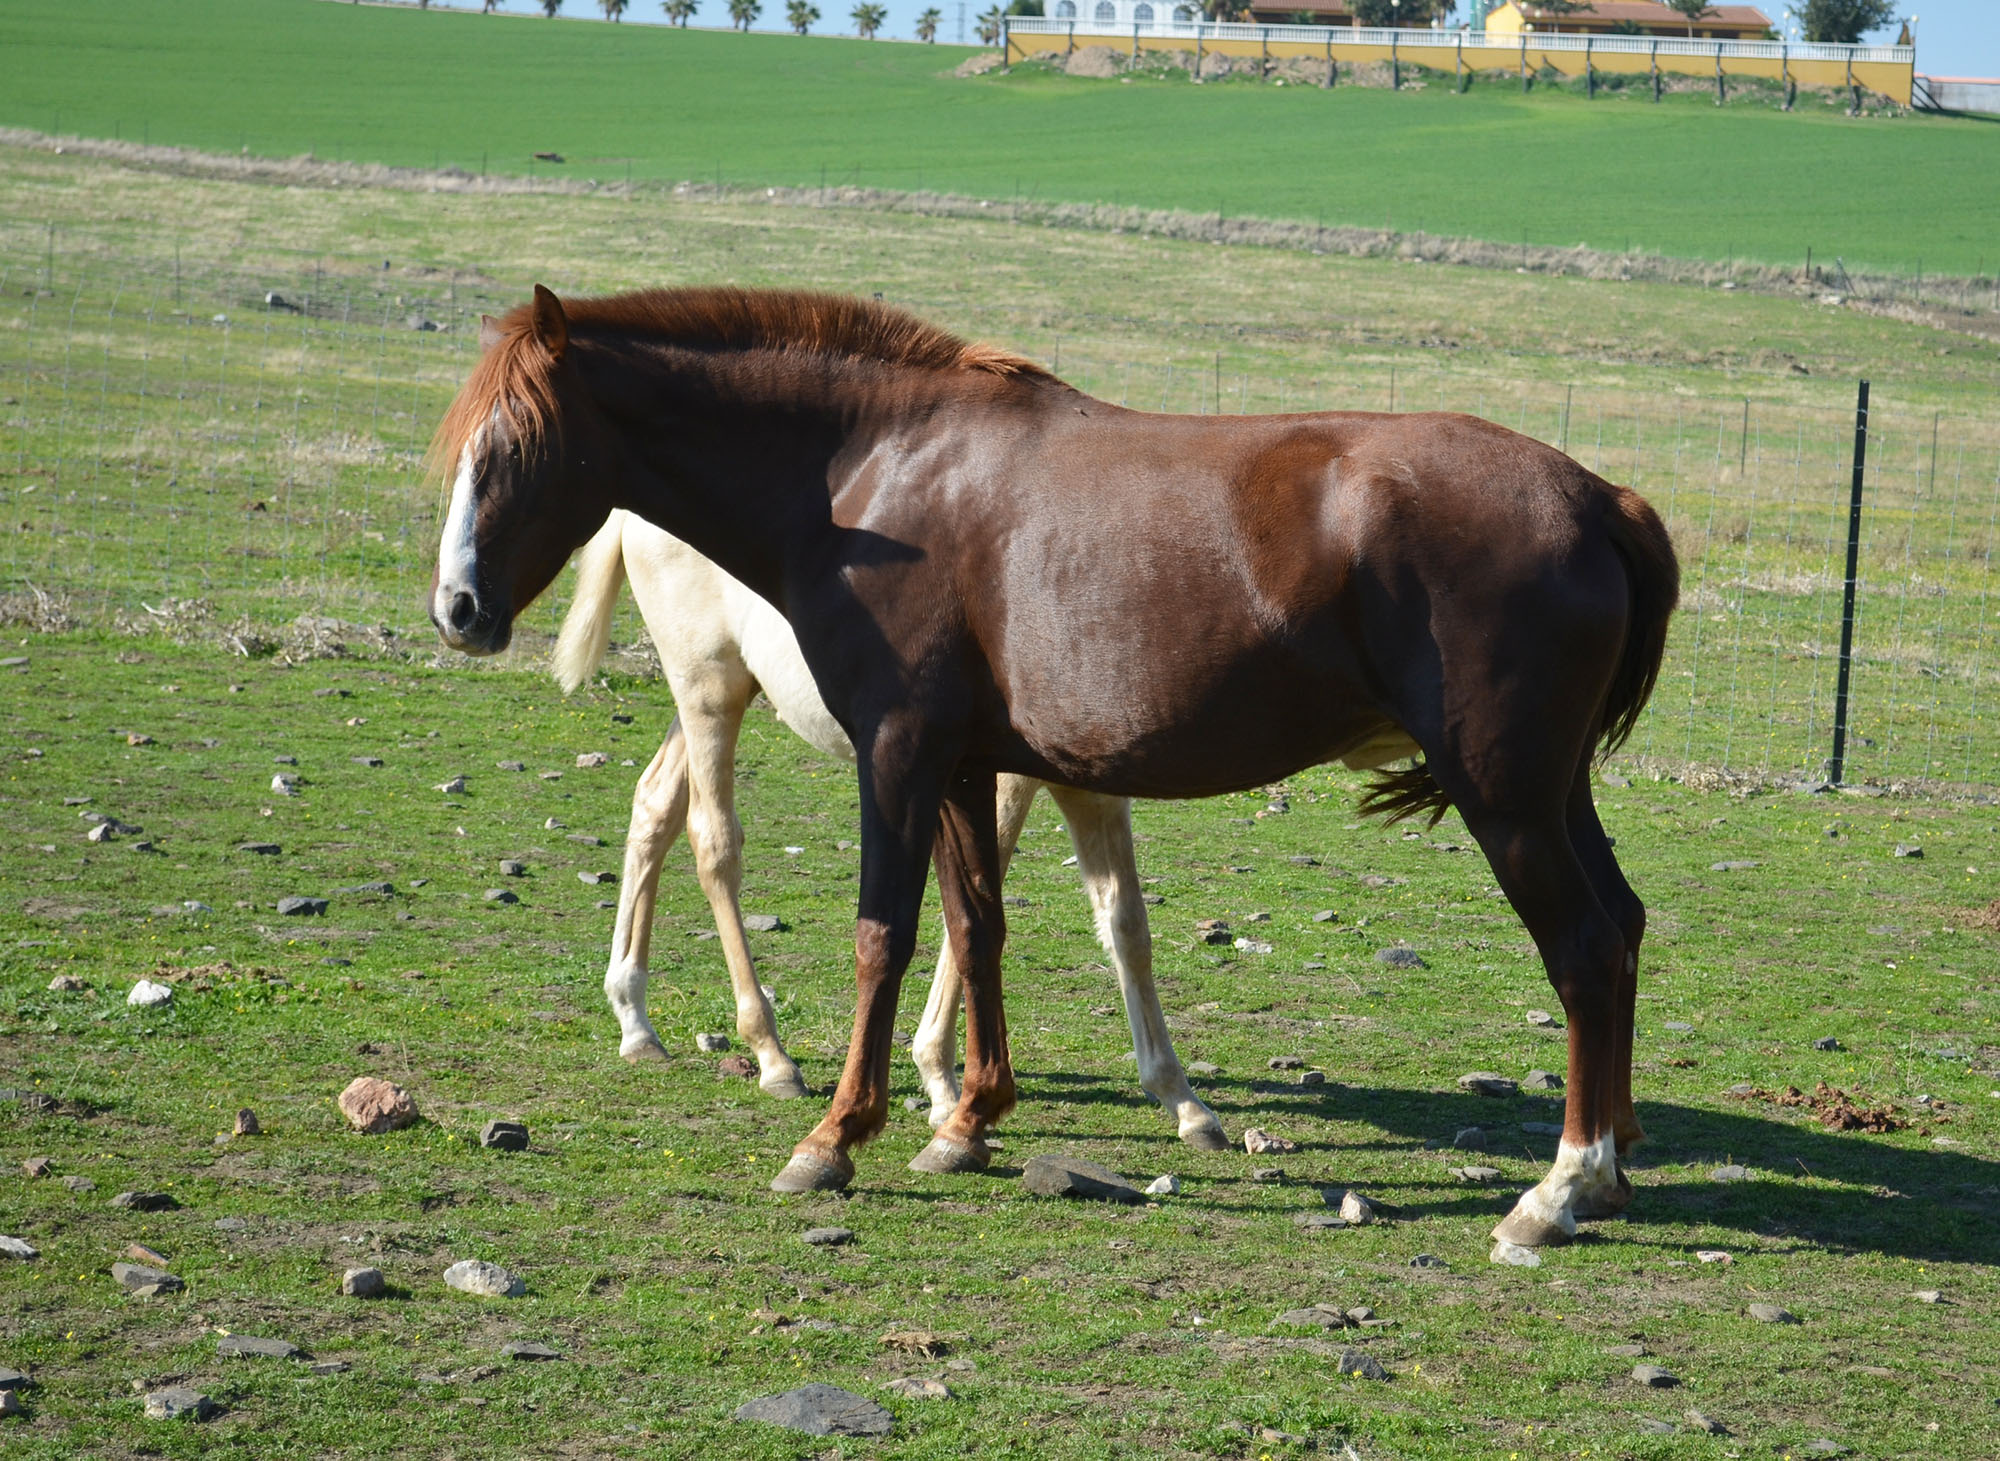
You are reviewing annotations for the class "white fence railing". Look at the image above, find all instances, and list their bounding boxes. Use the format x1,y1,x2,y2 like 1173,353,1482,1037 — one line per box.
1003,18,1913,67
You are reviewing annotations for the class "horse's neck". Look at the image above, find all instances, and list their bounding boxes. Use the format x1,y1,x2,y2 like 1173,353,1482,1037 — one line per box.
589,345,881,604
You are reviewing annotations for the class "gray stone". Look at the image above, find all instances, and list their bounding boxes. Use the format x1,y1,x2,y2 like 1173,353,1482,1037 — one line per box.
1813,1036,1842,1051
309,1361,351,1376
1522,1069,1564,1091
277,895,327,916
695,1033,731,1053
110,1191,177,1212
1250,1167,1286,1184
1911,1289,1944,1304
47,974,87,992
499,860,527,877
1020,1154,1142,1204
1747,1303,1798,1324
1335,1349,1389,1381
1298,1070,1326,1086
1335,1190,1377,1225
567,833,603,846
111,1262,183,1293
577,871,614,886
1710,1164,1750,1183
1407,1254,1448,1269
143,1386,215,1421
1186,1061,1220,1076
233,1108,261,1137
236,842,281,855
339,1077,419,1134
1453,1165,1502,1183
1375,947,1426,969
1892,843,1922,859
1522,1121,1565,1137
1275,1305,1349,1329
330,882,393,897
576,751,609,768
342,1266,386,1298
0,1236,38,1260
1458,1072,1519,1098
1605,1343,1648,1358
1685,1410,1728,1435
482,888,518,904
63,1176,96,1194
443,1259,524,1297
1803,1442,1848,1457
1144,1174,1179,1196
743,913,784,933
1490,1240,1541,1267
435,776,467,794
0,1365,29,1389
497,760,526,772
21,1156,52,1178
883,1375,949,1400
352,756,383,768
218,1334,301,1360
1709,860,1759,872
1452,1126,1486,1151
1664,1020,1693,1032
1526,1009,1558,1027
271,773,299,796
1632,1364,1679,1388
213,1216,248,1231
1293,1213,1348,1231
1268,1055,1306,1070
1312,909,1339,923
1234,937,1274,954
480,1120,529,1151
802,1227,854,1247
1243,1128,1298,1155
1635,1417,1676,1435
499,1341,563,1362
735,1383,893,1437
126,979,174,1008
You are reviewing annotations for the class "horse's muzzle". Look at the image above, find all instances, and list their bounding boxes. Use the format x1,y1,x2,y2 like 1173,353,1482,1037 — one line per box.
429,586,511,656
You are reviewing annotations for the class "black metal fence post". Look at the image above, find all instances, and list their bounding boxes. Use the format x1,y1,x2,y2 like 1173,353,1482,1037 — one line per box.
1828,380,1871,786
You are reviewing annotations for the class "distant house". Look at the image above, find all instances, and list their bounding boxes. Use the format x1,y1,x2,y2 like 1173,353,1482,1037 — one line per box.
1240,2,1361,23
1484,2,1774,40
1046,0,1199,22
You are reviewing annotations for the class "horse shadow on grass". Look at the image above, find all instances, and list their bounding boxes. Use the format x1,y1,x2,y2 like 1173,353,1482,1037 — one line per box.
1000,1070,2000,1267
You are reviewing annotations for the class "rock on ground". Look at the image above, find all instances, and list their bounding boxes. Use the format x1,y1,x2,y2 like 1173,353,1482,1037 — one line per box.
21,1156,52,1178
1458,1072,1519,1097
218,1334,301,1360
1335,1189,1377,1225
883,1375,949,1399
339,1077,419,1134
126,979,174,1007
735,1383,894,1437
111,1261,183,1293
695,1033,731,1053
1491,1240,1541,1267
480,1120,529,1151
499,1341,563,1361
232,1108,260,1137
1522,1069,1564,1091
1144,1174,1179,1196
1632,1364,1680,1387
1019,1154,1142,1204
341,1267,386,1298
1748,1303,1798,1323
0,1236,39,1260
1243,1128,1298,1155
443,1259,524,1297
1336,1349,1389,1380
143,1386,216,1421
110,1191,176,1211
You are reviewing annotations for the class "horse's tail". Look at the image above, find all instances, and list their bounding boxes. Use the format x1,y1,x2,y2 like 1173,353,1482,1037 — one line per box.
1359,482,1679,827
1594,483,1680,759
551,511,627,694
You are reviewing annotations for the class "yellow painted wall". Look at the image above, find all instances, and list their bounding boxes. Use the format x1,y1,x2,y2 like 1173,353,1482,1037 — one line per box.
1004,28,1913,104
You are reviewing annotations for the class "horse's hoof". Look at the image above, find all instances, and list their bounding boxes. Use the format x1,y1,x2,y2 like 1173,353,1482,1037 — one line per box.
1181,1124,1231,1152
1492,1205,1575,1249
621,1039,670,1065
769,1149,852,1194
759,1071,810,1101
907,1135,990,1175
1571,1170,1635,1222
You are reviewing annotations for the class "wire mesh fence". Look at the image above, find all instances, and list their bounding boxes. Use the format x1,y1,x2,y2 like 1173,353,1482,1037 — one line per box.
3,220,1995,793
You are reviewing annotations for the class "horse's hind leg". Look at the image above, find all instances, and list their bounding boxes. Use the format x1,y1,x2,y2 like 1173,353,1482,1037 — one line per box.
681,684,808,1099
910,772,1039,1127
1048,784,1228,1151
605,722,691,1063
1565,763,1647,1215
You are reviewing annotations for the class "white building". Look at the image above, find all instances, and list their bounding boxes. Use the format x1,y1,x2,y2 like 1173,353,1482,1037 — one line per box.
1045,0,1200,25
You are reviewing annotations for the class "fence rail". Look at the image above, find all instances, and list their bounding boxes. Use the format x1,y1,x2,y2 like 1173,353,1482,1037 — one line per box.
1003,18,1913,66
2,222,1994,794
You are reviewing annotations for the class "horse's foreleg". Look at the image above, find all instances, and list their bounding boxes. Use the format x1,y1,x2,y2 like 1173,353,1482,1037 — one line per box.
911,765,1015,1175
772,735,945,1194
1048,784,1227,1152
681,689,806,1100
909,773,1037,1127
604,721,690,1063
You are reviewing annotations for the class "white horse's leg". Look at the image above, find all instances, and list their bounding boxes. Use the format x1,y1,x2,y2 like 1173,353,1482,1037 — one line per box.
605,723,690,1063
680,685,808,1099
910,773,1040,1126
1048,784,1228,1151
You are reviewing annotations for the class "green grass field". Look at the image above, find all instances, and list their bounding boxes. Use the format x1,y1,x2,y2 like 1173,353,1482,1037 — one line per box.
3,0,1999,275
2,637,1997,1459
1,136,1998,1459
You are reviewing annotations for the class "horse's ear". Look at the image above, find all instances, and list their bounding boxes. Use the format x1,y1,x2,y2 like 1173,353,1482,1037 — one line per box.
531,284,568,362
478,314,505,352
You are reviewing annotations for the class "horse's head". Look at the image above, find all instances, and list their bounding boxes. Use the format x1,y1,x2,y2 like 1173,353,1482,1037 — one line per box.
428,285,610,656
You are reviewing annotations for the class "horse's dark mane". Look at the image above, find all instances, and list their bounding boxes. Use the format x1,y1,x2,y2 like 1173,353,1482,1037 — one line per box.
428,287,1048,482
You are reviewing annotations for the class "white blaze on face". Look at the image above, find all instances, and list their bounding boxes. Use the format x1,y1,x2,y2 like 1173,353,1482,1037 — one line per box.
433,431,483,626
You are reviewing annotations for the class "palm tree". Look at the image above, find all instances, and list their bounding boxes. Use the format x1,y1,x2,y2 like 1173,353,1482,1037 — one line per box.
915,5,941,40
661,0,698,22
852,2,887,37
976,4,1003,44
785,0,818,30
601,0,628,18
727,0,760,27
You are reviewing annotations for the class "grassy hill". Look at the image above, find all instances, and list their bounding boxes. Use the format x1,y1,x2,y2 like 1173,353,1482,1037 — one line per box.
2,0,1996,274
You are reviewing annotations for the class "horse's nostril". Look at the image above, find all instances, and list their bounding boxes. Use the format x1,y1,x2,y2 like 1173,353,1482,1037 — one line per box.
447,590,478,634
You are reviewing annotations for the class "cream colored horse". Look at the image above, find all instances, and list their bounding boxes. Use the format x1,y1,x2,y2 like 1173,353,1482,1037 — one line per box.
551,509,1227,1150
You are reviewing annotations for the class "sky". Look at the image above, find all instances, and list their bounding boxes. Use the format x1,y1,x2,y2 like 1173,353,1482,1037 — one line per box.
460,0,1999,75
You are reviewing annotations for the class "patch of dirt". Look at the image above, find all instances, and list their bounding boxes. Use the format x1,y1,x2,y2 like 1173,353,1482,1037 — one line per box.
1959,899,2000,933
1728,1080,1908,1134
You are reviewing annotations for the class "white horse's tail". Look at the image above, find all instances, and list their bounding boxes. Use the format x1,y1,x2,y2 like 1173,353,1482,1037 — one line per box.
551,511,627,694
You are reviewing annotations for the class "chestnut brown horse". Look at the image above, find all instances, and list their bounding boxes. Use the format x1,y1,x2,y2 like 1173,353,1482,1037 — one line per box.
428,284,1678,1250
